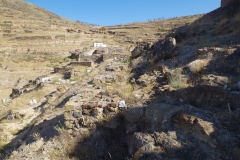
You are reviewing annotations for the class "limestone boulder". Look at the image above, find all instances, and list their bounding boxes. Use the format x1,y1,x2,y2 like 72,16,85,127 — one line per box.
72,111,82,118
131,42,153,59
154,132,182,151
172,112,216,148
131,46,148,59
153,37,177,62
65,101,81,111
129,132,155,155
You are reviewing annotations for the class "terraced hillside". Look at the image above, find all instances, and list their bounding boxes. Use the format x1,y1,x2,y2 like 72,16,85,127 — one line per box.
106,14,203,43
0,0,121,100
0,0,92,54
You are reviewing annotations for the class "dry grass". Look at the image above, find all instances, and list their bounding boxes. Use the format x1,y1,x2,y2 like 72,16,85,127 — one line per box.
51,77,60,84
219,18,229,27
233,13,240,22
142,84,154,93
31,132,41,141
7,85,54,110
0,141,7,152
105,82,136,104
168,69,187,89
49,132,83,160
73,66,89,73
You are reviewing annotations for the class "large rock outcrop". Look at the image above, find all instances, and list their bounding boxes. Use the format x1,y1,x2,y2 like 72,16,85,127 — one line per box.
153,37,177,62
221,0,234,7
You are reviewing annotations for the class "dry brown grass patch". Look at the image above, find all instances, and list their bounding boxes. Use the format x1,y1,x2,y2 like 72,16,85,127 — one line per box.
168,69,187,89
7,85,54,110
105,83,136,104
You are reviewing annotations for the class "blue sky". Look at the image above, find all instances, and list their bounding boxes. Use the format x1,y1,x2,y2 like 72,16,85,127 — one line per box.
25,0,220,26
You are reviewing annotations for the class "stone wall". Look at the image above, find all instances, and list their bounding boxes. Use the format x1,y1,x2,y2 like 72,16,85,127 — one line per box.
10,73,54,98
54,66,73,74
55,35,65,40
69,61,92,67
103,54,129,61
93,48,108,54
108,47,124,54
80,54,103,63
63,93,122,130
15,36,52,41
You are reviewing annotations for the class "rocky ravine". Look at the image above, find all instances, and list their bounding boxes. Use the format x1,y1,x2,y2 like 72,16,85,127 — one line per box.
0,1,240,160
1,38,240,160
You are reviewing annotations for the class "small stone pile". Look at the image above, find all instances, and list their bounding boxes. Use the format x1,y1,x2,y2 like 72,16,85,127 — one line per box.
63,93,126,131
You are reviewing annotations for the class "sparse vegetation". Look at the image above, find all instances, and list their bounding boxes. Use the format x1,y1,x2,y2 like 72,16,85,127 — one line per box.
157,27,166,32
0,141,7,153
22,55,34,62
99,116,111,123
31,132,41,141
168,69,187,89
69,76,80,82
54,122,65,134
122,59,131,66
0,119,7,123
233,13,240,22
52,77,59,84
0,0,240,159
126,36,132,41
63,57,70,62
219,17,229,26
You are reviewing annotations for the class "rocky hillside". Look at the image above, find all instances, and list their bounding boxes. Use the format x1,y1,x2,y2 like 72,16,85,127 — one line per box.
106,14,203,44
0,0,92,54
174,0,240,47
0,0,240,160
0,0,128,102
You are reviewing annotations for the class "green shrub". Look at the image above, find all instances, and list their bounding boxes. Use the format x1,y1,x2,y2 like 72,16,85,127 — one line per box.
69,77,80,82
161,28,166,32
53,64,59,68
52,77,59,84
54,123,65,134
46,64,52,67
63,57,70,62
